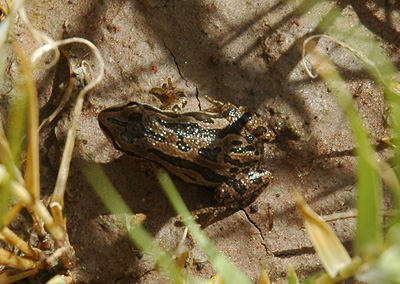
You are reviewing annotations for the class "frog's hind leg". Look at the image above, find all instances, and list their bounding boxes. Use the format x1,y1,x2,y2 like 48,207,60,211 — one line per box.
187,169,273,225
213,169,273,209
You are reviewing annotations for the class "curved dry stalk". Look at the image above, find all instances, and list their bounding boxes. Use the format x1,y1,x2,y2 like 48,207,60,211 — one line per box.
41,37,104,226
302,34,400,202
302,34,400,97
37,50,75,132
19,7,61,71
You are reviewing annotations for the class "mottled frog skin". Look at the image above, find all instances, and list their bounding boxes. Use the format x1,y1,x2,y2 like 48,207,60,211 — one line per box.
98,85,275,209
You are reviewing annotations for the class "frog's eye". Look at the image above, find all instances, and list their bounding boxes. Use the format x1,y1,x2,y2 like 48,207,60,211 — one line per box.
271,120,284,135
253,126,267,137
253,125,275,142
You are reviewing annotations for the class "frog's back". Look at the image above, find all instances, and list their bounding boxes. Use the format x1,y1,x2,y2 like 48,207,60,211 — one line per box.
98,102,264,186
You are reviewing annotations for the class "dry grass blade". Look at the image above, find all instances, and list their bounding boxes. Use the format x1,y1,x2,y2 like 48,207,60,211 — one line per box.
0,248,37,270
10,180,63,241
0,269,40,284
294,190,351,278
1,202,23,228
15,44,40,201
257,267,271,284
48,37,104,226
38,50,75,132
1,227,42,260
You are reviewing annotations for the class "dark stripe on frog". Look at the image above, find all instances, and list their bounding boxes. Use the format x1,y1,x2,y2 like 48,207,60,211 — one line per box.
155,112,253,140
100,102,140,113
223,154,255,167
229,167,240,173
198,147,222,162
102,116,165,143
216,112,253,138
141,104,224,123
147,148,227,183
98,119,126,152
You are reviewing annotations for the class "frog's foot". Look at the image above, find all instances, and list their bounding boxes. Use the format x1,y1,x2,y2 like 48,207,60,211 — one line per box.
175,206,226,227
187,206,228,226
150,77,187,111
203,96,240,114
203,96,225,112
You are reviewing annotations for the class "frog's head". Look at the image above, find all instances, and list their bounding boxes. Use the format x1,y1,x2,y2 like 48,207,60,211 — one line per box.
242,112,276,142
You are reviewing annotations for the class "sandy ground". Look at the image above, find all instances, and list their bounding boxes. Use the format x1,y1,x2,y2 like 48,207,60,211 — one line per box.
1,0,398,283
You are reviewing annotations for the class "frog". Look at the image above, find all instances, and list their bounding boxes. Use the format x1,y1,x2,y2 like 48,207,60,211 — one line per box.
98,79,276,212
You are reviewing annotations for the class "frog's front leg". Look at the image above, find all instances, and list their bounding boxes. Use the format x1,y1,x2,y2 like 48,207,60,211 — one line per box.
149,77,187,111
214,169,273,209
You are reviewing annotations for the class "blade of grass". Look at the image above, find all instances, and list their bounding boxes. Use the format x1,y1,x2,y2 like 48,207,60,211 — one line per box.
0,165,11,229
257,267,271,284
157,169,252,284
286,265,299,284
82,162,198,284
0,268,39,284
0,122,24,184
1,227,43,260
316,3,400,205
50,38,104,227
294,190,351,277
306,41,383,258
6,82,28,168
0,248,37,270
14,44,40,201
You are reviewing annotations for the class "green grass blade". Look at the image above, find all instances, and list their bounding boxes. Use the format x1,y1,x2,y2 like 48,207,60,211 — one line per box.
82,162,186,283
157,170,253,284
354,147,382,257
356,244,400,284
0,165,11,228
306,40,383,258
286,265,299,284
